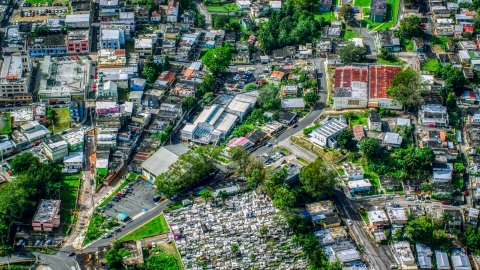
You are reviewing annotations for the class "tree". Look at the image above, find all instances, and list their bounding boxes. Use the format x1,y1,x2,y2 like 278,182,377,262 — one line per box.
440,213,453,232
299,158,336,200
440,64,465,92
303,92,320,108
339,5,355,22
203,46,232,74
359,137,381,159
105,242,123,268
203,92,215,104
198,74,216,96
258,85,281,110
199,189,213,204
337,42,367,65
217,190,228,205
155,173,180,198
229,146,250,177
336,128,354,149
247,168,263,187
230,243,239,254
181,96,199,110
463,31,473,39
273,184,296,210
10,152,39,175
142,66,157,83
146,254,179,270
399,16,424,37
387,67,427,110
264,167,288,196
378,47,396,61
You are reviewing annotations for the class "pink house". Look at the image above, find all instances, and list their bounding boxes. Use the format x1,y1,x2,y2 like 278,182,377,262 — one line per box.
170,224,181,240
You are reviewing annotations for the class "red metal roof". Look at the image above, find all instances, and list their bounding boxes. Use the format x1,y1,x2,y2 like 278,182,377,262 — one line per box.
226,137,252,147
351,125,365,141
157,71,176,83
334,67,368,88
464,26,474,33
369,65,402,99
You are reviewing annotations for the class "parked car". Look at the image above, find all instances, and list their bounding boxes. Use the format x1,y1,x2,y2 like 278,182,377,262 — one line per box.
116,192,123,197
441,201,450,205
153,195,162,202
385,196,393,200
68,252,75,257
16,239,24,246
292,123,298,128
405,196,414,201
113,196,121,200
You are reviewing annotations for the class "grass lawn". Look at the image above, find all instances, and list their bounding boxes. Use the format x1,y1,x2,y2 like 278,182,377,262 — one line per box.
121,215,169,241
26,0,52,4
349,113,368,126
355,0,371,6
360,0,399,31
402,38,414,52
61,209,74,223
431,36,453,51
361,212,369,222
60,189,77,209
206,3,239,12
62,179,80,189
149,242,184,270
297,157,310,165
343,28,362,40
313,11,338,22
83,214,108,245
422,58,441,73
377,58,404,67
118,89,132,103
363,8,370,16
52,108,71,133
0,112,11,135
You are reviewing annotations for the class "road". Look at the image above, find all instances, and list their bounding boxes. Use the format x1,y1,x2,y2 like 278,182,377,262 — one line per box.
351,20,377,55
5,251,77,269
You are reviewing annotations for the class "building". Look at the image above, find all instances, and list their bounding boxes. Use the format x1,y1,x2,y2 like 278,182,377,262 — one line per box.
151,10,161,22
387,207,408,224
226,137,253,149
375,31,401,52
66,30,90,54
280,85,298,97
342,162,364,180
310,118,348,148
421,104,448,127
10,108,33,127
42,135,69,163
65,14,90,28
451,249,471,270
225,92,258,122
2,25,27,55
154,71,176,90
97,80,118,99
268,71,285,85
0,55,33,106
432,182,454,195
27,33,68,57
134,38,153,55
443,209,462,228
129,91,143,105
351,125,366,141
370,0,387,22
141,144,189,180
64,151,84,172
332,66,369,110
368,112,382,131
33,103,47,123
318,0,332,12
130,78,146,91
347,179,372,193
435,250,451,270
369,65,403,109
99,28,123,49
32,199,61,231
368,210,389,229
69,101,85,122
61,130,84,152
281,98,305,110
305,200,335,216
167,0,179,22
21,121,50,143
392,241,418,270
384,132,403,148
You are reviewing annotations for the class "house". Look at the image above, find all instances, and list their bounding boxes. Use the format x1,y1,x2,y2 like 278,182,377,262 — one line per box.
368,210,389,229
384,132,403,148
413,37,425,52
347,179,372,193
392,241,418,270
231,51,250,64
444,209,462,228
141,144,189,180
32,199,61,231
64,151,84,172
432,182,454,195
450,249,471,270
368,65,403,110
435,250,451,270
129,78,146,91
332,66,369,110
368,112,382,132
342,162,364,180
375,31,401,52
305,200,335,216
246,129,266,145
370,0,387,22
397,118,411,127
421,104,448,127
151,10,161,22
240,17,253,29
351,125,366,141
281,98,305,110
415,243,433,270
319,0,332,12
268,71,285,85
436,25,454,36
226,137,253,149
182,10,196,24
387,207,408,225
298,44,313,59
129,91,143,106
316,40,332,55
41,135,69,163
433,163,453,183
310,118,348,148
154,71,176,90
269,1,282,11
322,27,341,39
237,0,251,9
281,85,298,97
167,0,179,23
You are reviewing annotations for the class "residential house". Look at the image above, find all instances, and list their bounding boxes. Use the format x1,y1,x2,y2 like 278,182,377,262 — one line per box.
268,71,285,85
370,0,387,22
318,0,332,12
368,210,389,229
387,208,408,225
332,66,369,110
342,162,364,180
231,51,250,64
375,31,401,52
151,10,161,22
316,40,332,55
240,17,253,29
347,179,372,193
129,78,146,91
41,135,69,163
416,243,433,270
281,98,305,110
310,118,348,148
436,25,454,36
298,44,313,59
281,85,298,98
433,162,453,183
384,132,403,148
167,0,179,23
154,71,176,90
392,241,418,270
421,104,449,127
182,10,196,24
444,209,462,228
237,0,251,9
351,125,366,141
432,182,454,195
69,101,85,122
368,112,382,132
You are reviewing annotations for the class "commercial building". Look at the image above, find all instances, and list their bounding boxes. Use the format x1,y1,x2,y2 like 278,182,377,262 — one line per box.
61,129,84,151
2,26,27,55
28,34,67,57
309,118,348,148
281,98,305,110
141,144,189,180
32,199,61,231
66,30,90,53
38,56,87,103
65,14,90,28
368,65,403,109
42,134,69,163
0,55,33,105
134,38,154,55
20,121,51,143
70,101,85,122
332,66,369,110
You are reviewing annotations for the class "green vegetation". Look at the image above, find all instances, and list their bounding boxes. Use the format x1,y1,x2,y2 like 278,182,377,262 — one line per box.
25,0,53,4
431,36,453,51
452,176,464,190
363,8,370,15
83,214,119,245
61,173,82,188
347,113,368,126
121,215,169,241
343,27,361,40
422,58,441,73
402,38,414,51
0,113,11,135
361,0,399,31
377,58,404,67
205,3,239,12
52,108,71,134
355,0,372,6
303,124,321,135
59,189,77,209
313,11,338,22
118,89,132,103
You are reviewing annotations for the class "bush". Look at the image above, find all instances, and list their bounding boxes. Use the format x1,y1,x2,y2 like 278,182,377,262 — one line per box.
303,124,320,135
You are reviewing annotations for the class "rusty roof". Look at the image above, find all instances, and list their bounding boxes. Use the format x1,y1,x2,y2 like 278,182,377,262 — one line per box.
157,71,176,83
351,125,366,141
369,65,402,99
334,66,368,88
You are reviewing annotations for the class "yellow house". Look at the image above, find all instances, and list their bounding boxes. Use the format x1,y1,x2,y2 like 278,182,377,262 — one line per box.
231,51,250,64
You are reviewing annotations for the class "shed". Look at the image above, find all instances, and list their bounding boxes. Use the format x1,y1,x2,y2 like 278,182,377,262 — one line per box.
117,212,129,222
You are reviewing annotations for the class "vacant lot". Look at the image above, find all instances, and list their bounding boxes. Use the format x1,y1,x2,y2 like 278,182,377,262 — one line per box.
0,112,11,135
206,3,239,12
52,108,71,133
121,215,169,241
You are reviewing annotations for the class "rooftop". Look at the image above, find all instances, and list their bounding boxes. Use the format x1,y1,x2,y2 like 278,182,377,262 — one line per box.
369,65,402,99
333,66,368,98
38,56,86,98
370,0,387,16
28,34,66,47
367,210,388,222
61,130,84,146
32,199,60,223
142,144,189,177
305,200,335,215
43,134,68,149
312,118,348,138
0,56,26,84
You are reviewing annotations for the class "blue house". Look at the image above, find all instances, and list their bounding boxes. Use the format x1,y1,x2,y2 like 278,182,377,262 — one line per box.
69,101,85,122
129,78,147,91
347,179,372,193
318,0,332,12
203,40,215,49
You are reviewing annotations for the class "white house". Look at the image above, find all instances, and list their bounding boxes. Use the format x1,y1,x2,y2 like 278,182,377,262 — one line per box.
167,0,179,23
309,118,348,148
236,0,251,9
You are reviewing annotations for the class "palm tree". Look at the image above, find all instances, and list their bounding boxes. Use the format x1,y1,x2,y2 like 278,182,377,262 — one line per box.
440,213,453,232
217,191,228,206
199,189,213,204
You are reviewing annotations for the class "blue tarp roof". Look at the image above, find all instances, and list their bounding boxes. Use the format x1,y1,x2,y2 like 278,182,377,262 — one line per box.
117,212,129,221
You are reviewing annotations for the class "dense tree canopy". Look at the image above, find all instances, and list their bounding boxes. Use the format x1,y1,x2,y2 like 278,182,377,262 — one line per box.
359,138,381,159
339,5,355,22
10,152,39,175
258,85,281,110
203,46,232,74
399,16,424,37
337,43,367,65
299,158,336,200
387,68,427,109
303,92,319,108
439,64,465,94
198,74,216,97
336,128,354,149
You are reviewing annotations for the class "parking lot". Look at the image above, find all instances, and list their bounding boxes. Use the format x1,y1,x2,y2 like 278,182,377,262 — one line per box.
100,178,158,221
12,0,68,23
14,230,62,250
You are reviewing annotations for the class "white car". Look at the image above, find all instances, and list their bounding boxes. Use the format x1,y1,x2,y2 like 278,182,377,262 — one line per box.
346,219,352,225
152,242,157,248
